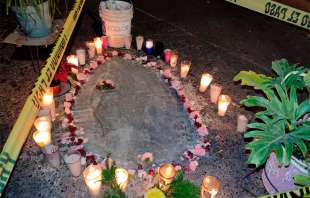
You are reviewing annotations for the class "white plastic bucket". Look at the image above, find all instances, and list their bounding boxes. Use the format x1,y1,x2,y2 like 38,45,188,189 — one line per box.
99,1,133,48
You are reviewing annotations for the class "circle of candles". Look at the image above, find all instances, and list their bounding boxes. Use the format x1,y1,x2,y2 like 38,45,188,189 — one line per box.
34,116,52,132
201,176,221,198
210,84,222,104
94,37,103,55
33,130,51,148
41,88,56,121
136,35,144,51
66,55,79,66
180,60,191,78
86,41,96,59
199,73,213,93
64,151,82,177
218,95,231,117
164,49,172,64
124,35,132,49
170,51,179,68
83,164,102,198
145,39,154,55
158,163,176,192
115,168,129,191
76,49,86,65
101,36,108,49
237,114,248,132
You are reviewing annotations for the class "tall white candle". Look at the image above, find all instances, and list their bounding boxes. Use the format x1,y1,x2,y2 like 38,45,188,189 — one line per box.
41,88,56,121
210,84,222,103
180,60,191,78
237,114,248,132
170,51,179,68
64,151,82,177
199,73,213,93
115,168,129,191
76,48,86,65
94,37,103,55
124,35,132,49
218,95,231,117
136,35,144,51
86,41,96,59
83,164,102,198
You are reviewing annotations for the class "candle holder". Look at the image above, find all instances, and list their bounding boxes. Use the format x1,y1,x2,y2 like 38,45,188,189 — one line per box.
136,35,144,51
64,151,82,177
210,84,222,104
145,39,154,55
201,176,220,198
158,163,176,192
218,95,231,117
76,48,86,66
164,49,171,64
41,87,56,121
180,60,191,78
33,130,52,148
44,144,60,168
101,36,108,49
237,114,248,132
94,37,103,55
66,55,79,66
34,116,52,132
83,164,102,198
124,35,132,49
86,41,96,59
170,51,179,68
199,73,213,93
115,168,129,191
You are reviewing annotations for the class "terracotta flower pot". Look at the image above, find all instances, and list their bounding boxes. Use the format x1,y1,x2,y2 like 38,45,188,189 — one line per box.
262,153,308,194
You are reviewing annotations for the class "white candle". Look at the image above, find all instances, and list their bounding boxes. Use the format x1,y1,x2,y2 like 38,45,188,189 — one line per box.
44,144,60,168
218,95,231,117
86,41,96,59
76,48,86,65
145,39,154,49
83,164,102,198
94,37,103,55
34,116,52,132
210,84,222,103
115,168,129,191
33,130,51,148
136,35,144,50
124,35,132,49
201,176,221,198
41,88,56,121
199,73,213,93
170,51,179,68
64,151,82,177
66,55,79,66
237,114,248,132
180,60,191,78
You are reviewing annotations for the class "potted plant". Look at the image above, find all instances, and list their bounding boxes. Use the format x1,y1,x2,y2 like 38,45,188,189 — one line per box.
234,59,310,193
6,0,58,37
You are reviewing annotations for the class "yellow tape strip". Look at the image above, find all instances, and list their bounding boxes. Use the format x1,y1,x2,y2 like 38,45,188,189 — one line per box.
225,0,310,30
0,0,85,195
259,186,310,198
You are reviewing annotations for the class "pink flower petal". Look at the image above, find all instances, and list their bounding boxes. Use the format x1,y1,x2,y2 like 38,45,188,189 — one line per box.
65,93,73,102
194,144,206,156
198,125,209,136
189,160,199,172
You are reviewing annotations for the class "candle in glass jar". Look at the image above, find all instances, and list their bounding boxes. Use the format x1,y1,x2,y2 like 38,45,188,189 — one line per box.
115,168,129,191
218,95,231,117
145,39,154,55
101,36,108,49
158,163,176,192
67,55,79,66
33,130,51,148
164,49,171,64
201,176,221,198
237,114,248,132
94,37,103,55
76,48,86,65
199,73,213,93
210,84,222,103
41,88,56,121
124,35,132,49
34,116,52,132
83,164,102,198
170,51,179,68
86,41,96,59
64,151,82,177
136,35,144,51
180,60,191,78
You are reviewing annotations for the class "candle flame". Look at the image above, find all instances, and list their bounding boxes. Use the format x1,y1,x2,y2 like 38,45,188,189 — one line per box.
67,55,79,66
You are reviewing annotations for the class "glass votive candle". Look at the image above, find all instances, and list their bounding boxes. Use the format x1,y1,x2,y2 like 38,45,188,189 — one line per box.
218,95,231,116
145,39,154,55
201,176,221,198
199,73,213,93
64,151,82,177
76,48,86,65
33,130,52,148
136,35,144,51
158,163,176,192
86,41,96,59
34,116,52,132
94,37,103,55
164,49,171,64
180,60,191,78
41,88,56,121
115,168,129,191
170,51,179,68
83,164,102,198
210,84,222,103
66,55,79,66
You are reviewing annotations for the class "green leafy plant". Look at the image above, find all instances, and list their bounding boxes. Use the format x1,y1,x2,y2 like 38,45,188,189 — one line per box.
168,171,200,198
234,59,310,167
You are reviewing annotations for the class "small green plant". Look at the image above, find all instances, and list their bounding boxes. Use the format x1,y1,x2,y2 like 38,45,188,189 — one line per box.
234,59,310,167
168,171,200,198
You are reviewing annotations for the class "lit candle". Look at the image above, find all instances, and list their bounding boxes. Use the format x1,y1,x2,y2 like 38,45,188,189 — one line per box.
170,51,179,68
83,164,102,198
145,39,154,55
136,35,144,51
33,130,51,148
41,88,56,121
218,95,231,117
76,48,86,65
158,163,176,192
101,36,108,49
164,49,171,64
201,176,220,198
237,114,248,132
67,55,79,66
86,41,96,59
124,35,132,49
64,151,82,177
94,37,103,55
199,73,213,93
210,84,222,103
180,60,191,78
34,116,52,132
115,168,129,191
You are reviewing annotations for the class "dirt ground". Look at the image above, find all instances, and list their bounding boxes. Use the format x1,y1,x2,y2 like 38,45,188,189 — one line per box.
0,0,309,197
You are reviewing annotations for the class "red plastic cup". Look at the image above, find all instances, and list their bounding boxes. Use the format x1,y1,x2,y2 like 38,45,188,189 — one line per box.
164,49,171,64
101,36,108,49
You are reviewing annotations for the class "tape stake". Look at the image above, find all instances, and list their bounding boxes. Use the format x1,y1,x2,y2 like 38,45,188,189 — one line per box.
225,0,310,30
0,0,85,196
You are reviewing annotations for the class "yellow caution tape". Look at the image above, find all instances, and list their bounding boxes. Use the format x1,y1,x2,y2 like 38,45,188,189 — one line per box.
259,186,310,198
225,0,310,30
0,0,85,195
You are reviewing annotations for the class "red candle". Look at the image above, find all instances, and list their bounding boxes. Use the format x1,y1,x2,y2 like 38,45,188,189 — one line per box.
164,49,171,64
101,36,108,49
